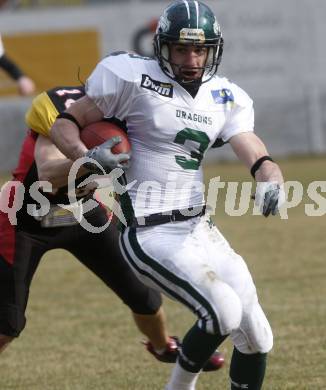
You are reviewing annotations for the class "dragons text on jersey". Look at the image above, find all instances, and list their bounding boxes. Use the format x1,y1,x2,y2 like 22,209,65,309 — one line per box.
176,109,213,125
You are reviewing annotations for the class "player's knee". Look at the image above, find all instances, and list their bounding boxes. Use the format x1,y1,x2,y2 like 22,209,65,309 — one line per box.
232,304,273,354
248,304,273,354
258,327,273,353
217,292,242,335
236,327,273,354
205,282,243,335
253,317,273,353
0,334,14,353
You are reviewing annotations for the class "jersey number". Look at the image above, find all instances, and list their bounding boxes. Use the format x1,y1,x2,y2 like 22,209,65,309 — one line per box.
55,89,82,109
174,128,210,170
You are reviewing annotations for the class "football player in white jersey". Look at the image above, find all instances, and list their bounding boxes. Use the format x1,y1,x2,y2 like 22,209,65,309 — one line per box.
49,1,285,389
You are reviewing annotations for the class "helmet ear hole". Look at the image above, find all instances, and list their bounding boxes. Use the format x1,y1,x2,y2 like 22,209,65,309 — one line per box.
161,44,169,61
161,43,174,78
216,37,224,66
206,47,214,68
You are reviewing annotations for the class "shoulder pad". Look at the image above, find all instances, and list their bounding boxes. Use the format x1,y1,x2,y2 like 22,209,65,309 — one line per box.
100,51,155,82
25,92,58,137
220,77,253,108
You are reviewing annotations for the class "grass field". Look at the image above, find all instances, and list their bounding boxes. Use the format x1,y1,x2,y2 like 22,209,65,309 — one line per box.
1,156,325,389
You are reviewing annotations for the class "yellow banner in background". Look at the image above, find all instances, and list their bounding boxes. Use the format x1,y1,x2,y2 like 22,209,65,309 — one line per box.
0,29,100,96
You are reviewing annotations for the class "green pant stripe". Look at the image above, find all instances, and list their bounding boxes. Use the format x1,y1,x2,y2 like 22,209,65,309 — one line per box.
120,229,196,315
122,227,220,334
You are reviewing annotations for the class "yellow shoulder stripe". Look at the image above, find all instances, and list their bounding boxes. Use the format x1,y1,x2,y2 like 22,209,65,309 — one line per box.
25,92,59,137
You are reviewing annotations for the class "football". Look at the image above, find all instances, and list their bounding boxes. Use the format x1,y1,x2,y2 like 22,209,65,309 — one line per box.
80,121,131,154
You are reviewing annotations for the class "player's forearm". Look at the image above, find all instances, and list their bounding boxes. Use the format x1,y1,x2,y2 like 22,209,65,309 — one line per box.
38,158,89,188
230,132,284,184
230,132,268,168
50,118,88,161
50,96,104,161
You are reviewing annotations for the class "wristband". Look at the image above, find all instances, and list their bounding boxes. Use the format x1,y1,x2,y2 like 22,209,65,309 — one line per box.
250,156,274,178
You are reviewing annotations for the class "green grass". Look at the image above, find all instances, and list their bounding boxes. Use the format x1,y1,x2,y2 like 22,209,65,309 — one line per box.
1,156,325,389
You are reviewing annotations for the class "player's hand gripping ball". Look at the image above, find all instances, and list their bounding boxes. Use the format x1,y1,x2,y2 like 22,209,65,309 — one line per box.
81,121,131,173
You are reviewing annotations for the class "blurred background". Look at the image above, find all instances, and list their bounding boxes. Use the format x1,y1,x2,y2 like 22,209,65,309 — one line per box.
0,0,325,171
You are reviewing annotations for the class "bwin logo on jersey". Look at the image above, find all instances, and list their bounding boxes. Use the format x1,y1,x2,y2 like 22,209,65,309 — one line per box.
211,89,234,104
141,75,173,98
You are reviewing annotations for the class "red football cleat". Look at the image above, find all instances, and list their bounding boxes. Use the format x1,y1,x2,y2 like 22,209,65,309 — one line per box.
145,336,225,372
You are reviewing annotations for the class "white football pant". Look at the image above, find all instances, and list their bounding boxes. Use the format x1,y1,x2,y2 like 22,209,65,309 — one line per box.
120,214,273,354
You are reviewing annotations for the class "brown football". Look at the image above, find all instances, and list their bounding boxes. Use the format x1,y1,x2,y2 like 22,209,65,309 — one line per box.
80,121,130,154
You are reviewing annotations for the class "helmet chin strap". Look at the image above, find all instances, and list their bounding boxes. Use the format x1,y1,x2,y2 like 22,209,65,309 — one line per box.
170,64,203,97
163,58,204,84
175,69,203,86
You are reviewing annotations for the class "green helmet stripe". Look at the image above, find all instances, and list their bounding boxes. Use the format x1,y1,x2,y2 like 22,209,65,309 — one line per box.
186,0,200,29
194,1,199,29
182,0,191,22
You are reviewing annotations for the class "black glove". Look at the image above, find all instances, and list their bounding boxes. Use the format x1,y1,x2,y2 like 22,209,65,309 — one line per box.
84,137,131,173
255,182,285,217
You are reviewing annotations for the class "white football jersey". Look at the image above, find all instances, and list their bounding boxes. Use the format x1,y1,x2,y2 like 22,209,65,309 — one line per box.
86,52,254,217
